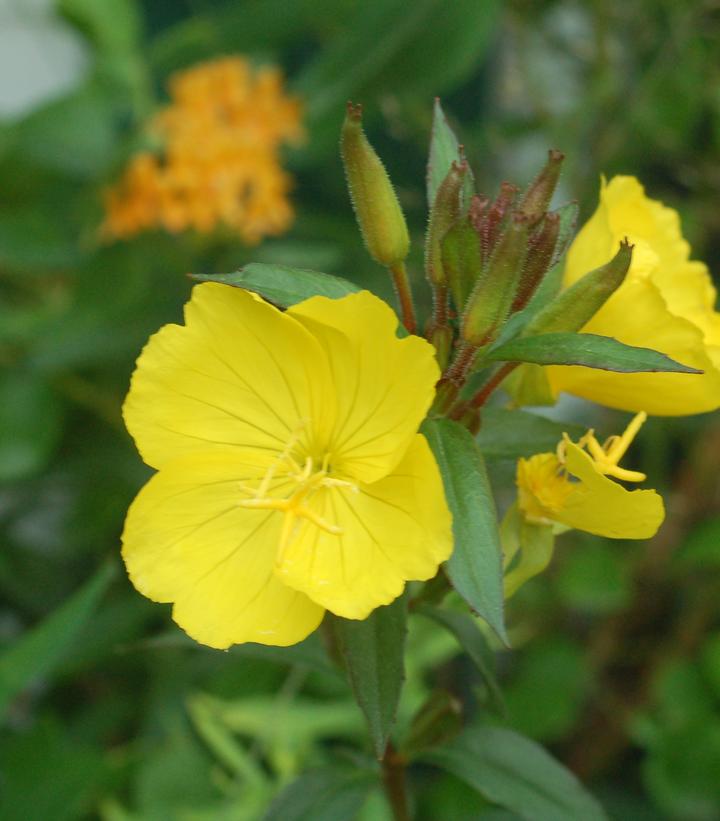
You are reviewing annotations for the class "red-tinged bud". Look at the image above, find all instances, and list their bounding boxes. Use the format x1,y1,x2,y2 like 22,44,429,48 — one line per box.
523,238,633,336
519,149,565,223
469,194,490,232
481,182,519,261
511,212,561,312
425,160,468,286
462,212,531,347
341,102,409,268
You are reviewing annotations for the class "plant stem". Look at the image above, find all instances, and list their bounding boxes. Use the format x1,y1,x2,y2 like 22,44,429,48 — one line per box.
469,362,518,408
381,742,410,821
389,261,417,334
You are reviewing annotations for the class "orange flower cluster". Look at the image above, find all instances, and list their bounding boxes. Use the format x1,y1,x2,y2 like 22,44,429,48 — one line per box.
102,57,303,243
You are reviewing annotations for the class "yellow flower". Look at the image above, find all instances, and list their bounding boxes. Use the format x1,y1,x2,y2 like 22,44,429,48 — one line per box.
547,176,720,415
516,412,664,539
121,284,452,649
103,56,302,244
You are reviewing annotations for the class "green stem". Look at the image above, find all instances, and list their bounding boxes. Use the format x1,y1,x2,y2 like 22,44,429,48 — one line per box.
389,261,417,334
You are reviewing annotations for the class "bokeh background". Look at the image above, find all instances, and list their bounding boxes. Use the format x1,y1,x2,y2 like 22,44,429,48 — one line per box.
2,0,720,818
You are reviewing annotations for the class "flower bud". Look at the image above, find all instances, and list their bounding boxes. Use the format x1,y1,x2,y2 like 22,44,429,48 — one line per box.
341,102,409,267
462,212,531,346
428,323,454,370
523,239,633,336
511,212,561,312
519,149,565,223
425,160,468,286
441,211,482,311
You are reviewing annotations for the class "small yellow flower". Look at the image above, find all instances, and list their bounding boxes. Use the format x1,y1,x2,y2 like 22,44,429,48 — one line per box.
516,412,664,538
121,284,452,649
547,176,720,415
103,56,302,244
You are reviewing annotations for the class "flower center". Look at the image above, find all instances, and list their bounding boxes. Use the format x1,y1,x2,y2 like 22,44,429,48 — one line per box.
237,428,358,562
561,411,647,482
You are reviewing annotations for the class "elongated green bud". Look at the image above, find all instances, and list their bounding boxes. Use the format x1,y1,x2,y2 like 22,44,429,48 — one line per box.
462,213,531,346
425,160,467,285
511,212,560,312
341,102,409,267
441,211,482,311
519,149,565,223
523,239,633,336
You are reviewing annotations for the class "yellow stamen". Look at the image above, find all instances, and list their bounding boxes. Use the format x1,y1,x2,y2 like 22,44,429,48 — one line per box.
562,412,648,482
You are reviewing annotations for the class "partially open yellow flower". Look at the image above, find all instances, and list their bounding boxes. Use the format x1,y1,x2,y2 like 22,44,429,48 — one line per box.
547,176,720,415
516,412,664,539
122,284,452,648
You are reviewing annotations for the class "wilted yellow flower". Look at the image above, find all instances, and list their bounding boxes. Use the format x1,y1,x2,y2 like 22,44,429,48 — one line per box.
516,412,664,539
547,176,720,415
122,284,452,649
103,56,302,244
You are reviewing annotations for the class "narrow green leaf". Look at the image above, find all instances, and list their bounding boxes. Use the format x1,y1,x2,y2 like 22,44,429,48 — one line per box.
487,332,702,374
423,418,507,644
191,263,360,308
424,725,607,820
476,408,584,461
263,768,376,821
0,563,116,720
427,98,475,208
331,595,408,758
417,605,505,713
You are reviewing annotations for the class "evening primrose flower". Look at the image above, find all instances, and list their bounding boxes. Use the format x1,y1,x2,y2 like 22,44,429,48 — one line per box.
547,176,720,414
516,412,664,538
103,57,302,243
121,284,452,649
504,412,664,596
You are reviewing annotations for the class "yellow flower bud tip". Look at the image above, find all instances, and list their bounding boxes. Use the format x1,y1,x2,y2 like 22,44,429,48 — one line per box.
341,101,410,268
519,149,565,223
516,410,664,539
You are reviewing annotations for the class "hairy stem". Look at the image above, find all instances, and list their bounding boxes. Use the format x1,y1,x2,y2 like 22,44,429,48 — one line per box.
389,261,417,335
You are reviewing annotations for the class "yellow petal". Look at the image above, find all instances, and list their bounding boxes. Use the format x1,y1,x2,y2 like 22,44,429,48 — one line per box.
555,441,664,539
288,291,440,483
123,283,335,470
274,434,453,619
548,273,720,414
122,450,324,648
551,176,720,415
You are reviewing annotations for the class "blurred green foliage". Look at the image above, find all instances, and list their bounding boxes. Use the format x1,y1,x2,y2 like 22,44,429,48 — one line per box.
1,0,720,818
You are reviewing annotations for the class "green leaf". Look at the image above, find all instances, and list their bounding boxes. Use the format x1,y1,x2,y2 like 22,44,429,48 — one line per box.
427,98,475,209
0,563,116,720
417,605,504,713
331,595,408,758
424,725,607,820
423,418,507,644
0,370,63,482
191,263,360,308
59,0,141,55
476,408,584,461
486,332,702,374
263,768,376,821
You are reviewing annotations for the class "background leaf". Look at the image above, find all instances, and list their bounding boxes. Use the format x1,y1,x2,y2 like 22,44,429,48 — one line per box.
425,724,607,820
263,768,376,821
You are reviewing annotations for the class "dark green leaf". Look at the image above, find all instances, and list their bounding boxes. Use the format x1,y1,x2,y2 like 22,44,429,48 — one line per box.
486,333,701,374
424,725,607,820
0,370,63,482
332,595,408,758
191,263,360,308
417,605,504,713
428,98,475,209
476,408,584,461
263,768,376,821
0,563,116,720
423,418,507,644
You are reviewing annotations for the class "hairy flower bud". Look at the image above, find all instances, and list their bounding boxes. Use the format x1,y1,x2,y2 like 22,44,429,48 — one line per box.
519,149,565,224
341,102,409,267
462,212,531,346
425,160,468,286
523,239,633,336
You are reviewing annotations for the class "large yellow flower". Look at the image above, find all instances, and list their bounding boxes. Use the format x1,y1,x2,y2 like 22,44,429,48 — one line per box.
547,176,720,415
122,284,452,649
